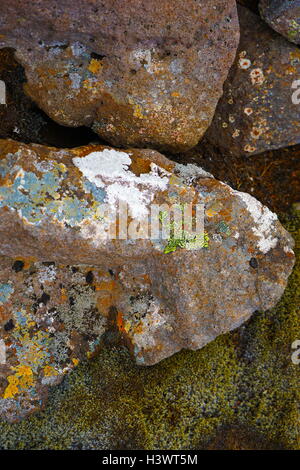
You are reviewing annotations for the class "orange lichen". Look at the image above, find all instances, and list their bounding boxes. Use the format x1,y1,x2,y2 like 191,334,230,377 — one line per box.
116,311,127,333
60,288,68,303
88,59,102,74
12,257,36,270
96,294,113,316
95,280,115,291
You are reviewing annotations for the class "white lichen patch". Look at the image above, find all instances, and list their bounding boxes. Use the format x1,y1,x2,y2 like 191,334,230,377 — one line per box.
239,57,251,69
33,161,54,173
250,68,265,85
131,48,152,71
174,163,213,185
38,265,57,284
235,190,278,253
0,340,6,365
73,149,170,219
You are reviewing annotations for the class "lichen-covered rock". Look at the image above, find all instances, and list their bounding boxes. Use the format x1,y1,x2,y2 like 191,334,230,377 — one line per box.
0,48,98,148
205,6,300,156
0,259,110,422
0,139,295,395
0,0,239,152
0,195,298,448
259,0,300,44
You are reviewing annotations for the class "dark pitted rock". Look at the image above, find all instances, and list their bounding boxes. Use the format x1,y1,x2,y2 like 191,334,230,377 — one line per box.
0,0,239,152
0,139,294,407
259,0,300,44
205,6,300,156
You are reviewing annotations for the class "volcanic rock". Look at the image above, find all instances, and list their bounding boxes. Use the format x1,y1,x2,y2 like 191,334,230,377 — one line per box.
0,0,239,152
205,6,300,155
0,139,295,373
260,0,300,44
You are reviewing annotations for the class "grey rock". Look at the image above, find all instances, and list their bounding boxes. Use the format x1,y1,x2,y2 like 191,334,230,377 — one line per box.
205,6,300,156
260,0,300,44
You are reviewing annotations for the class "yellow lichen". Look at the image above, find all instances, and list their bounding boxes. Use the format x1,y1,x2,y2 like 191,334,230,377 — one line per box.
14,365,33,377
3,376,19,399
133,104,145,119
43,366,59,377
88,59,102,74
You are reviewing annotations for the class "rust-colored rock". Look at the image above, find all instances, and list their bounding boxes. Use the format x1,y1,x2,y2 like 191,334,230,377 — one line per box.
0,139,295,421
0,0,239,152
259,0,300,45
0,138,295,368
205,6,300,156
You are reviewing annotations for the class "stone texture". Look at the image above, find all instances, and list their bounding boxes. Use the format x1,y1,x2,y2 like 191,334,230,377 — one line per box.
0,259,109,422
0,48,98,148
260,0,300,44
0,139,295,421
205,6,300,156
0,0,240,152
0,185,298,448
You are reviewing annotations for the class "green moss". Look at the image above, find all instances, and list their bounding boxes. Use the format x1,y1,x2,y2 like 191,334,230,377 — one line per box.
0,208,298,450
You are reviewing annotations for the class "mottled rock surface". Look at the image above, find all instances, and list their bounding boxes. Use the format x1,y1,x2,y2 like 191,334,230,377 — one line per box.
260,0,300,44
0,48,98,147
0,0,239,152
0,185,298,449
0,139,295,421
205,6,300,156
0,259,109,422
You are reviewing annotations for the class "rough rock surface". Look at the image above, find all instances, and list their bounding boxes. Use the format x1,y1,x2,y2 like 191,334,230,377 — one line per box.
0,0,239,152
260,0,300,44
205,6,300,156
0,259,109,422
0,188,298,449
0,48,99,147
0,139,295,421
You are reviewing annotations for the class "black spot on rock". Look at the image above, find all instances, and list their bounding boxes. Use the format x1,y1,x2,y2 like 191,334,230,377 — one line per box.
86,271,94,284
250,257,258,269
12,260,24,272
4,319,14,331
91,52,106,60
39,292,50,305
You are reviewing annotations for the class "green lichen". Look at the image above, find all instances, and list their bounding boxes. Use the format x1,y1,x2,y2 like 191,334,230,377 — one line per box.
159,208,210,254
0,208,298,449
288,20,300,40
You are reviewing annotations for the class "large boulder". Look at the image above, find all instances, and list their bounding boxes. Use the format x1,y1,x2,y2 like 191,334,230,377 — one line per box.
0,0,239,152
260,0,300,45
0,139,294,394
205,6,300,155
